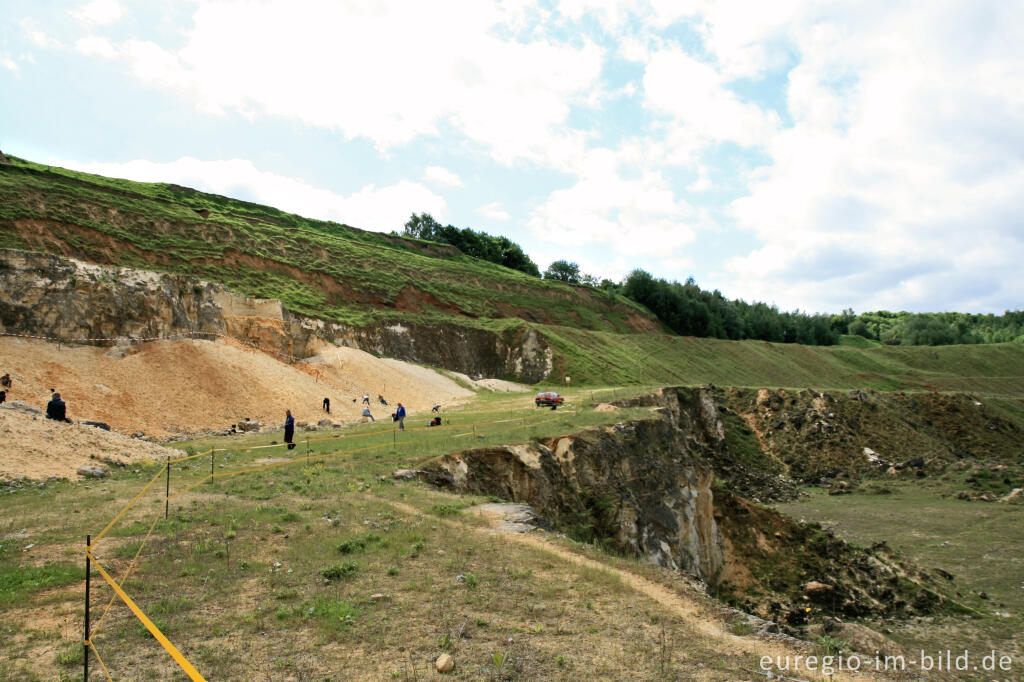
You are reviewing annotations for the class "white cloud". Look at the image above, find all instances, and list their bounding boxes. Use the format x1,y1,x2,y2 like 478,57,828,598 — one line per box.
477,202,510,221
20,19,64,49
527,148,696,260
643,48,780,156
51,157,447,233
1,54,19,74
71,0,124,26
75,36,117,59
720,2,1024,312
87,1,603,169
424,166,463,188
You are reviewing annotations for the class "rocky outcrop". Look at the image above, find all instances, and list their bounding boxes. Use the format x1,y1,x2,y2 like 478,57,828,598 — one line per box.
422,389,727,583
0,249,553,381
418,387,959,626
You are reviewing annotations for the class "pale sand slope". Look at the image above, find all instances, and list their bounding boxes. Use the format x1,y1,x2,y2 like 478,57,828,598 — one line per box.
0,337,473,439
0,407,180,480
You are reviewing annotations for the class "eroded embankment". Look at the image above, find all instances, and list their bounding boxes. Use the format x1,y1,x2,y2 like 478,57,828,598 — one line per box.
0,249,554,382
418,387,961,631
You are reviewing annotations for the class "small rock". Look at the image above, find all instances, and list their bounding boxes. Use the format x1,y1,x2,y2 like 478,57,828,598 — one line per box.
76,466,108,478
978,591,989,600
804,580,833,596
435,653,454,673
369,593,387,601
455,574,466,583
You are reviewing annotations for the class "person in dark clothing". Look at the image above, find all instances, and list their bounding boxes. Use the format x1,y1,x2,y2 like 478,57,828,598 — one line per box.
379,395,388,406
0,389,6,404
284,409,296,450
322,397,330,413
46,392,71,423
395,403,406,430
428,416,441,427
0,373,10,389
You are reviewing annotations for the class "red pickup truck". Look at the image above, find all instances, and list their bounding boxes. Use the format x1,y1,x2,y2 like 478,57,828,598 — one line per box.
535,391,564,407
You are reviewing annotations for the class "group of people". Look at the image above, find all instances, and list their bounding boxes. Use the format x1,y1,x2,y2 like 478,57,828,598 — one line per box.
1,372,72,424
280,393,440,448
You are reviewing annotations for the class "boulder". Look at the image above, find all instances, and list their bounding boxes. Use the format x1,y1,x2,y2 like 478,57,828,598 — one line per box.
2,401,42,415
236,420,261,432
317,418,333,428
1000,488,1023,504
823,619,905,658
76,466,108,478
435,654,454,673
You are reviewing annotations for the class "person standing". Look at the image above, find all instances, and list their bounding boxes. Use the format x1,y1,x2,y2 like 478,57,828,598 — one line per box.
284,409,295,450
322,396,330,413
395,402,406,430
362,394,370,406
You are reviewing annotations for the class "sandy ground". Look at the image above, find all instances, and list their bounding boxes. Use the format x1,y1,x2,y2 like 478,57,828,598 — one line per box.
0,337,474,441
0,406,180,480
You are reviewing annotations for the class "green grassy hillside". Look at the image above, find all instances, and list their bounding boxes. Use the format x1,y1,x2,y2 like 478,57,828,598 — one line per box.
0,156,656,333
2,154,1022,394
538,325,1024,394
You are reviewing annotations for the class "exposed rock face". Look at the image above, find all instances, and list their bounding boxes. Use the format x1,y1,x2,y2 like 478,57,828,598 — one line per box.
0,249,553,382
423,389,727,583
0,249,225,342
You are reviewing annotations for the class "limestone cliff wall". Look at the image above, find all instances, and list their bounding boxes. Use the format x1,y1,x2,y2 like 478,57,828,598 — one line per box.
423,389,728,583
0,249,553,382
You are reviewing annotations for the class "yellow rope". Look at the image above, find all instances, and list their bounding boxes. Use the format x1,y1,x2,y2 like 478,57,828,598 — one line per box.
88,640,115,682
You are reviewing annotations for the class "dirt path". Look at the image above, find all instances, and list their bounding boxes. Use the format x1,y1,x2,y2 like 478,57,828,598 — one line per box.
376,497,882,681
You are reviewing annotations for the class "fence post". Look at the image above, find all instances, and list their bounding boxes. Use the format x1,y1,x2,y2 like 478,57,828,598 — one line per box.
306,437,309,458
165,457,171,519
84,534,90,682
210,450,215,479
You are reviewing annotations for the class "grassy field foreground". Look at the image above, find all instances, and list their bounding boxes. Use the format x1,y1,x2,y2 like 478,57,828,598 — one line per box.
776,481,1024,681
0,391,814,681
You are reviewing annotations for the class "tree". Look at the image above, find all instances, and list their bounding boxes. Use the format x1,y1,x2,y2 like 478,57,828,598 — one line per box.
543,260,582,283
403,213,442,240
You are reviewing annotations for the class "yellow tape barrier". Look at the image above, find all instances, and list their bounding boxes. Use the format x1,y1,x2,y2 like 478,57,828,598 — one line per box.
87,406,573,679
88,550,207,682
89,640,115,682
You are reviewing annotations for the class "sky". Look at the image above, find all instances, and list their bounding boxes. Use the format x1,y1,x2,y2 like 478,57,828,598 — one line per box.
1,0,1022,315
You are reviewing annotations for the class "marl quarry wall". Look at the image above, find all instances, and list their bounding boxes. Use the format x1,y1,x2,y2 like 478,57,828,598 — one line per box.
0,249,553,382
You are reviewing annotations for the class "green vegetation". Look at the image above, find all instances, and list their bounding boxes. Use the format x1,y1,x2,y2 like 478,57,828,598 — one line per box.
0,157,648,335
841,309,1024,345
0,393,763,680
777,482,1024,681
538,323,1024,392
402,212,540,277
0,563,83,606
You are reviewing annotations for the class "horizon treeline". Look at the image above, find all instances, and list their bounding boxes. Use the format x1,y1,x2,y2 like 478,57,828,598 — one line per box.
619,270,1024,347
402,213,1022,347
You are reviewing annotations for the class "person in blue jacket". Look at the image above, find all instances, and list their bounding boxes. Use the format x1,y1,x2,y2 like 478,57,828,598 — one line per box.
284,409,295,450
395,403,406,430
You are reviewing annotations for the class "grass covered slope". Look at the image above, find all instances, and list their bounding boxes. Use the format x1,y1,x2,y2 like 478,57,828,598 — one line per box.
539,325,1024,393
0,156,656,333
3,154,1021,394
